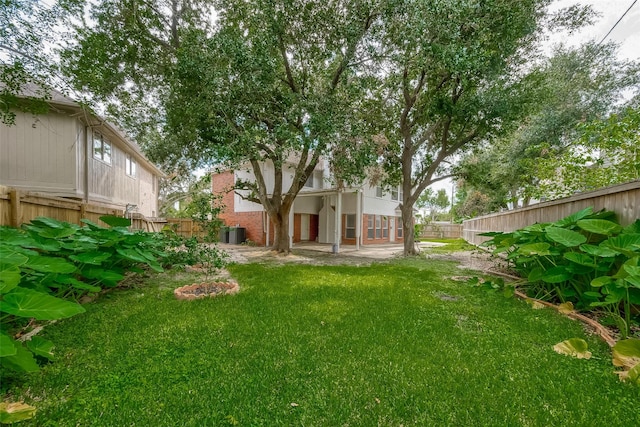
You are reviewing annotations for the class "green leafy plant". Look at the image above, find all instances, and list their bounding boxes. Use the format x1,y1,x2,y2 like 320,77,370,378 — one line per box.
0,215,167,374
481,207,640,337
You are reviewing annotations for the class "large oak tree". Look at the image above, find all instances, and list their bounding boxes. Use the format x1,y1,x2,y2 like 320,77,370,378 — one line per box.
373,0,562,255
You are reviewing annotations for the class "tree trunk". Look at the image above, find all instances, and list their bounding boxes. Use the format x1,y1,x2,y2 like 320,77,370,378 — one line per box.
402,205,418,256
268,205,292,253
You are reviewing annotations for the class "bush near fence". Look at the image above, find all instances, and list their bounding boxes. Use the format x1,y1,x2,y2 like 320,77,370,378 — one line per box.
462,180,640,246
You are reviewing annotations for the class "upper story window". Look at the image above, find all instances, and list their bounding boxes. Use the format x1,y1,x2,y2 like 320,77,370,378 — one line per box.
93,132,112,165
391,186,403,201
376,186,383,198
304,173,314,188
125,154,137,177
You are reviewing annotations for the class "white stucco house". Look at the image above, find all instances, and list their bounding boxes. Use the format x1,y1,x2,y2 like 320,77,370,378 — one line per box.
213,159,408,248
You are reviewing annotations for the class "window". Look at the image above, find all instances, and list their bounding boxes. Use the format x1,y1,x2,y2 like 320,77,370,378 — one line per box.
304,173,314,188
345,214,356,239
375,215,381,238
367,216,374,239
398,218,403,238
382,216,388,238
391,186,403,201
93,132,112,164
376,187,383,198
125,154,137,177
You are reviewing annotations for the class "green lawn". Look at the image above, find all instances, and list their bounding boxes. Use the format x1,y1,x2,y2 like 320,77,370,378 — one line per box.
3,258,639,426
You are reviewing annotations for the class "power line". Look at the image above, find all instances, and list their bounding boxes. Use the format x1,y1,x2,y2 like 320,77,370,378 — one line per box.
598,0,638,45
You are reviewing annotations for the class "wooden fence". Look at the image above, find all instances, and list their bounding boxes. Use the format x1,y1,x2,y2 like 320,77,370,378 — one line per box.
160,218,207,240
420,222,463,239
463,180,640,246
1,186,174,234
0,186,124,228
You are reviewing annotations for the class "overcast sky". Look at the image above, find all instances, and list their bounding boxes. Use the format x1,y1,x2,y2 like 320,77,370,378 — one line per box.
550,0,640,61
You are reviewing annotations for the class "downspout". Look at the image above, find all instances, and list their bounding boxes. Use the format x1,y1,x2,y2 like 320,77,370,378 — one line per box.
264,210,270,247
84,126,90,203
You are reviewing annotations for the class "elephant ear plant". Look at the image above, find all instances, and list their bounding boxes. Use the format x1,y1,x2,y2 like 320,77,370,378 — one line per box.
481,207,640,338
1,215,166,374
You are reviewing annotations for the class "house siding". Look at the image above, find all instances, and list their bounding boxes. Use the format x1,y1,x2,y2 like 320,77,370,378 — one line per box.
0,110,78,195
1,108,161,217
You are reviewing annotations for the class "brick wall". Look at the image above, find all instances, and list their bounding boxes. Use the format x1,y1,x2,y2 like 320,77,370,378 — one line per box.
212,171,267,245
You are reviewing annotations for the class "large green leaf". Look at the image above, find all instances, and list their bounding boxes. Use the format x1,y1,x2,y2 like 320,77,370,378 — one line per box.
0,332,17,357
100,215,131,227
563,252,595,267
0,227,34,246
37,226,78,239
517,242,551,256
30,216,70,229
0,246,29,266
69,251,112,265
116,247,148,263
54,276,102,293
601,234,640,257
591,276,613,288
554,207,593,227
0,264,21,294
527,267,544,282
81,267,124,287
576,219,622,236
541,267,572,284
23,256,76,274
579,244,617,257
0,343,40,372
546,227,587,247
25,336,55,360
0,287,85,320
623,219,640,234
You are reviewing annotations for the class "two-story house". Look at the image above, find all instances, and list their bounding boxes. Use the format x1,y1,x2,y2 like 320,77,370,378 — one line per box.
0,87,164,217
212,160,407,248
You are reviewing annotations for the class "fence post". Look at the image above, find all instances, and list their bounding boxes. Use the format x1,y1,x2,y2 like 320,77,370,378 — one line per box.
9,189,20,227
79,203,87,225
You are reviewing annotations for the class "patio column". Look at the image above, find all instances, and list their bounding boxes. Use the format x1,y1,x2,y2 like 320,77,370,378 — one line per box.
355,189,361,251
334,190,342,253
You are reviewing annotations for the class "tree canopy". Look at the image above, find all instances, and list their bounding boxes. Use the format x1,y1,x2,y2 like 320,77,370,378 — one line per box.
455,42,640,211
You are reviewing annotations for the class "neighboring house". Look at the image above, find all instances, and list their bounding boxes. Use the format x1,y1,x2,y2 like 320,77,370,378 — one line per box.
0,88,164,217
212,160,407,248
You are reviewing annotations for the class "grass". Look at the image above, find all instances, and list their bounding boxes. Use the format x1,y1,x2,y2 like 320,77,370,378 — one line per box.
3,258,639,426
420,238,476,253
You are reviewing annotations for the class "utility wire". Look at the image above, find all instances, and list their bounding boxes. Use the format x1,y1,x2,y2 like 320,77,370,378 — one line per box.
598,0,638,45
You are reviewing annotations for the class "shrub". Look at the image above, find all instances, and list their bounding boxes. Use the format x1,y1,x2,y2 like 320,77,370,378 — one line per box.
481,207,640,337
1,215,166,374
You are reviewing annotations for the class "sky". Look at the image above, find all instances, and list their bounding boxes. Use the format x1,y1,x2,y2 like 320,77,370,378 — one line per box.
427,0,640,197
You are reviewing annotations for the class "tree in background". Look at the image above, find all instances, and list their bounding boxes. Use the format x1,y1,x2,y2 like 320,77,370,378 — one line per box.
455,42,640,211
533,104,640,198
416,188,450,221
0,0,82,123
